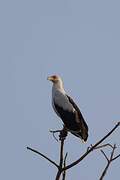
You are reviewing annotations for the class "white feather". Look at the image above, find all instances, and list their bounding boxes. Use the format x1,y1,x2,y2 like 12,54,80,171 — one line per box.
52,82,75,113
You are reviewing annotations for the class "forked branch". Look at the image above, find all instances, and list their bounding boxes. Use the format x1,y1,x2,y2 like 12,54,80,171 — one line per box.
27,122,120,180
99,144,120,180
62,122,120,171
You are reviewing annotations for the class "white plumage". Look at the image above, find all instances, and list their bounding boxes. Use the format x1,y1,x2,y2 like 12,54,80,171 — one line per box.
48,75,88,141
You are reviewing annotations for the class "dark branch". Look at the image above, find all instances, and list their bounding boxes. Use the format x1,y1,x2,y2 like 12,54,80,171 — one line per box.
55,139,65,180
49,130,62,142
99,144,116,180
94,143,114,150
87,143,114,151
62,153,68,180
62,122,120,171
59,139,64,168
27,122,120,179
27,147,59,168
50,130,62,133
99,161,110,180
50,128,68,142
55,127,68,180
101,150,109,162
112,153,120,161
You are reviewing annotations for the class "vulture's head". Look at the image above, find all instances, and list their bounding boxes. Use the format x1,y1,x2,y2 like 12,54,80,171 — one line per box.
47,75,64,89
47,75,61,83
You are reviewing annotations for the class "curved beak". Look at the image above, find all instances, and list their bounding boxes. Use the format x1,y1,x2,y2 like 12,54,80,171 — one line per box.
47,76,53,81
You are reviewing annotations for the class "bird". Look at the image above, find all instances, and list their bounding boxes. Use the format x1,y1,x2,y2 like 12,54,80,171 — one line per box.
47,75,88,142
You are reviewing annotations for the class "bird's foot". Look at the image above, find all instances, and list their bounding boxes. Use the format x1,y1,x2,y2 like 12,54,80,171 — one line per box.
59,129,68,141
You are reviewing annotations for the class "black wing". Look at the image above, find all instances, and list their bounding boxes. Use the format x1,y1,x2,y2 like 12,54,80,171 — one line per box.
53,94,88,141
66,95,88,141
54,101,81,132
67,95,88,130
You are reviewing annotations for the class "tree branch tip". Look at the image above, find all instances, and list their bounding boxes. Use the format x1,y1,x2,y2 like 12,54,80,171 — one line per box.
49,129,55,133
27,146,30,150
49,129,61,133
112,153,120,161
27,147,34,151
49,129,54,133
100,150,109,162
94,143,115,150
49,129,60,142
64,152,68,161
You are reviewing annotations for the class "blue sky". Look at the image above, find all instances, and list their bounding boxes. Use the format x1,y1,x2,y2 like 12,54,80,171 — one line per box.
0,0,120,179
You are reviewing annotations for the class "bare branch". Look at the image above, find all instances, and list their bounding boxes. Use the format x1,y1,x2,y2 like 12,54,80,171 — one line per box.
55,139,64,180
27,147,59,168
55,170,62,180
59,127,68,168
112,153,120,161
99,144,116,180
50,130,62,133
87,143,114,151
94,143,114,150
62,153,68,180
99,161,110,180
110,144,116,160
62,122,120,171
27,122,120,179
99,144,120,180
101,150,109,162
55,127,68,180
59,139,64,167
49,128,68,142
64,153,68,168
49,130,61,142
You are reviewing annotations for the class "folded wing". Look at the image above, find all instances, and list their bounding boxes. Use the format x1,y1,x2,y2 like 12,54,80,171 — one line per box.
53,93,88,141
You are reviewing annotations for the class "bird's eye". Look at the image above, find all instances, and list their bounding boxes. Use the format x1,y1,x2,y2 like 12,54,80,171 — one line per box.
52,75,57,79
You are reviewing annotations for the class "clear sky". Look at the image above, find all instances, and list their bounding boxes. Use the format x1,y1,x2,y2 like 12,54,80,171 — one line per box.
0,0,120,179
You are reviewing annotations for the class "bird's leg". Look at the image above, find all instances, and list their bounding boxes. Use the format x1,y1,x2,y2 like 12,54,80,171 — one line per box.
50,126,68,141
59,126,68,141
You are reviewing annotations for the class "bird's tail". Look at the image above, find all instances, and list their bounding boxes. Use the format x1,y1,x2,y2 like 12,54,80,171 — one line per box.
71,130,88,142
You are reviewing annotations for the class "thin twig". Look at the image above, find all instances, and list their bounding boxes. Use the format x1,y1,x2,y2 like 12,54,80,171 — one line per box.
112,153,120,161
110,144,116,160
50,130,62,133
99,144,116,180
87,143,114,151
94,143,114,150
27,147,59,168
49,130,62,142
101,150,109,162
64,153,68,168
